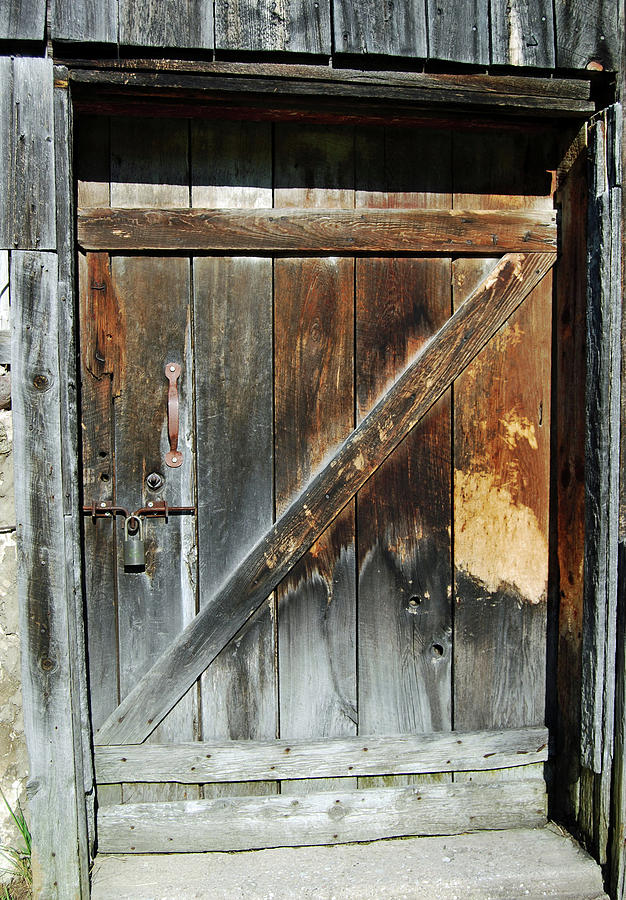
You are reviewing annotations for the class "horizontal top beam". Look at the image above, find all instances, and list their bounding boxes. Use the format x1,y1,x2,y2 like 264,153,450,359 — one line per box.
77,207,558,254
68,65,595,120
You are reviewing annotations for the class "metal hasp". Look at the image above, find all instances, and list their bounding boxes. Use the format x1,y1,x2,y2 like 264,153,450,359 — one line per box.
165,361,182,468
83,500,196,572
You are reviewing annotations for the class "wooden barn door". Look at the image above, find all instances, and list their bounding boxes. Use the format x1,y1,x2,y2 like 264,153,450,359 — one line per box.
76,114,561,852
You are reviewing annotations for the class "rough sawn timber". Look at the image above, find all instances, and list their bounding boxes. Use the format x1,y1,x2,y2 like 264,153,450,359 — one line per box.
97,778,547,853
95,726,549,784
95,251,556,747
77,207,558,253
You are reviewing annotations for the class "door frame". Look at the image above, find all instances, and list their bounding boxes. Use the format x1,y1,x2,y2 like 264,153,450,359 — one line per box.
10,61,622,897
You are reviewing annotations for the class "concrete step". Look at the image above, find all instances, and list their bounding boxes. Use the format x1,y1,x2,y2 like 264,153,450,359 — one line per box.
91,824,609,900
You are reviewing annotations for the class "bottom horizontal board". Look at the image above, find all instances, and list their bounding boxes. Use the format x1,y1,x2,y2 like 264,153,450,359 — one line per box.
98,777,547,853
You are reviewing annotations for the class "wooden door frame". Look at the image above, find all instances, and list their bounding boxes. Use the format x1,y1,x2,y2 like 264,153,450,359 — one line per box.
10,62,622,897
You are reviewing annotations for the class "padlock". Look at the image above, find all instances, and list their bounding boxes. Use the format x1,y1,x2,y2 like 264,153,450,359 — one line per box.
123,515,145,569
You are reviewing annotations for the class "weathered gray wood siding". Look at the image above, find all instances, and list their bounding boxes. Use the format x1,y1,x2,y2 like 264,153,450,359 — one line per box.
0,57,56,251
2,56,93,897
14,0,614,71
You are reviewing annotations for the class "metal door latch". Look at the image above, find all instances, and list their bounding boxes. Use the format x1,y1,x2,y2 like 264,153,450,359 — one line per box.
83,500,196,571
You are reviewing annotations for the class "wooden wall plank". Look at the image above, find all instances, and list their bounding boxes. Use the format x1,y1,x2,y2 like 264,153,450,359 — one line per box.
354,126,452,793
0,0,45,41
333,0,427,56
427,0,489,65
0,59,13,250
95,251,556,747
580,105,622,866
555,0,620,70
95,726,550,783
215,0,331,53
109,117,198,804
274,124,356,794
490,0,555,68
11,251,85,896
453,132,553,745
192,120,276,801
11,57,56,250
552,130,587,821
119,0,213,49
51,0,118,44
110,117,189,208
54,73,95,864
97,778,547,852
76,207,559,253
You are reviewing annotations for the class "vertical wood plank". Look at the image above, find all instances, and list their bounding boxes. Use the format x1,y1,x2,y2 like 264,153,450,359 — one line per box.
355,126,452,791
76,114,119,811
0,1,45,41
192,119,275,800
427,0,489,65
54,72,94,866
215,0,331,53
333,0,427,57
581,105,622,867
12,57,56,250
552,131,587,822
119,0,213,49
555,0,620,70
110,117,197,804
275,123,356,794
51,0,118,44
490,0,555,68
112,255,198,804
11,251,85,897
0,59,13,250
453,131,553,749
110,118,189,209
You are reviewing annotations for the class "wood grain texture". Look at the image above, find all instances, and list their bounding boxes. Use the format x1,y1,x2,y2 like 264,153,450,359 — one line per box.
581,103,622,857
0,59,11,249
97,778,547,852
215,0,331,53
453,131,553,740
193,256,276,799
11,57,56,250
555,0,620,70
274,122,356,795
0,0,45,40
552,134,587,821
275,256,357,793
77,207,558,253
490,0,555,67
191,119,276,801
110,117,189,208
95,251,556,747
354,127,453,781
95,726,549,783
111,255,198,805
427,0,489,65
11,251,87,896
51,0,117,43
356,258,452,750
119,0,213,48
334,0,427,57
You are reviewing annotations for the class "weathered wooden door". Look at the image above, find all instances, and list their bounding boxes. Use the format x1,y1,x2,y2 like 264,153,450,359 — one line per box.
76,114,563,852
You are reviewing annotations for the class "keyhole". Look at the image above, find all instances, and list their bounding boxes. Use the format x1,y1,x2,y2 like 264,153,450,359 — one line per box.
146,472,164,491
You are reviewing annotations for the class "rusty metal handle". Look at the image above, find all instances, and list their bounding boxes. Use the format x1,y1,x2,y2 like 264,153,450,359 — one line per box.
164,362,182,468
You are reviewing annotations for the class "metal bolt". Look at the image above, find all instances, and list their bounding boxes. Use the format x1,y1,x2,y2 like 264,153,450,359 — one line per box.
100,502,107,508
147,501,154,508
146,472,164,491
171,456,177,463
170,365,176,372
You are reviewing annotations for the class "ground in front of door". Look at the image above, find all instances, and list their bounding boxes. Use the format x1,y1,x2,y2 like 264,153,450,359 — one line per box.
91,825,607,899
